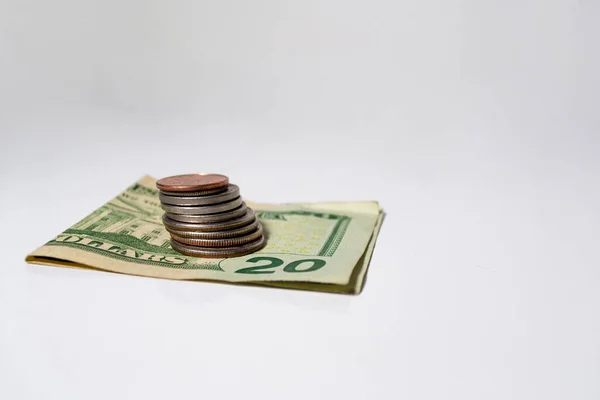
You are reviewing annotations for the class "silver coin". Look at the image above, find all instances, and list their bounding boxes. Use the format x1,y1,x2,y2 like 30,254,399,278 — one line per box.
161,196,242,215
164,203,248,223
162,209,257,233
159,184,240,206
170,236,266,258
166,218,259,239
170,223,263,247
160,186,227,197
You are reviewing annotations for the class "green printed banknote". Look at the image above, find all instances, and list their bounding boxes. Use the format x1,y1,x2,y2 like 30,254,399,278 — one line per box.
26,176,384,294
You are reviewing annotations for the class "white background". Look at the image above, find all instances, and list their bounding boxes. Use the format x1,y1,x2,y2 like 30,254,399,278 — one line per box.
1,1,599,399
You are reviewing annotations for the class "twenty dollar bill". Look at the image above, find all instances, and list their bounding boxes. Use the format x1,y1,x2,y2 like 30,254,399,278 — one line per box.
26,176,383,294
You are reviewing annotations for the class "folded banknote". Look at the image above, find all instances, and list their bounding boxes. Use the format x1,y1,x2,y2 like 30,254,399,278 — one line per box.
26,176,383,294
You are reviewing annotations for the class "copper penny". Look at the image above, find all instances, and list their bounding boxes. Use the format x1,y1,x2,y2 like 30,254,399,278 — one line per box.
156,174,229,192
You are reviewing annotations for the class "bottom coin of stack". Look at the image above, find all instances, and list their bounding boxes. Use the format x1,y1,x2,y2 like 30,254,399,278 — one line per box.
156,173,266,258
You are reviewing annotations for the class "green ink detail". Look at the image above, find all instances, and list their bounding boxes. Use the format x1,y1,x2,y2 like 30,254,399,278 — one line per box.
256,212,287,221
128,183,159,197
255,211,352,257
234,256,284,274
318,216,351,256
283,259,327,273
45,241,222,270
257,210,344,220
63,229,179,255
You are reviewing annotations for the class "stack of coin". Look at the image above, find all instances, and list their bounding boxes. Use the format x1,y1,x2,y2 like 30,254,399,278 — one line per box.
156,174,266,258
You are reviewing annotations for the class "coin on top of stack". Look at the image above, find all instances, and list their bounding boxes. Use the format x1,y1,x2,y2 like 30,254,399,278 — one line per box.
156,174,266,258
